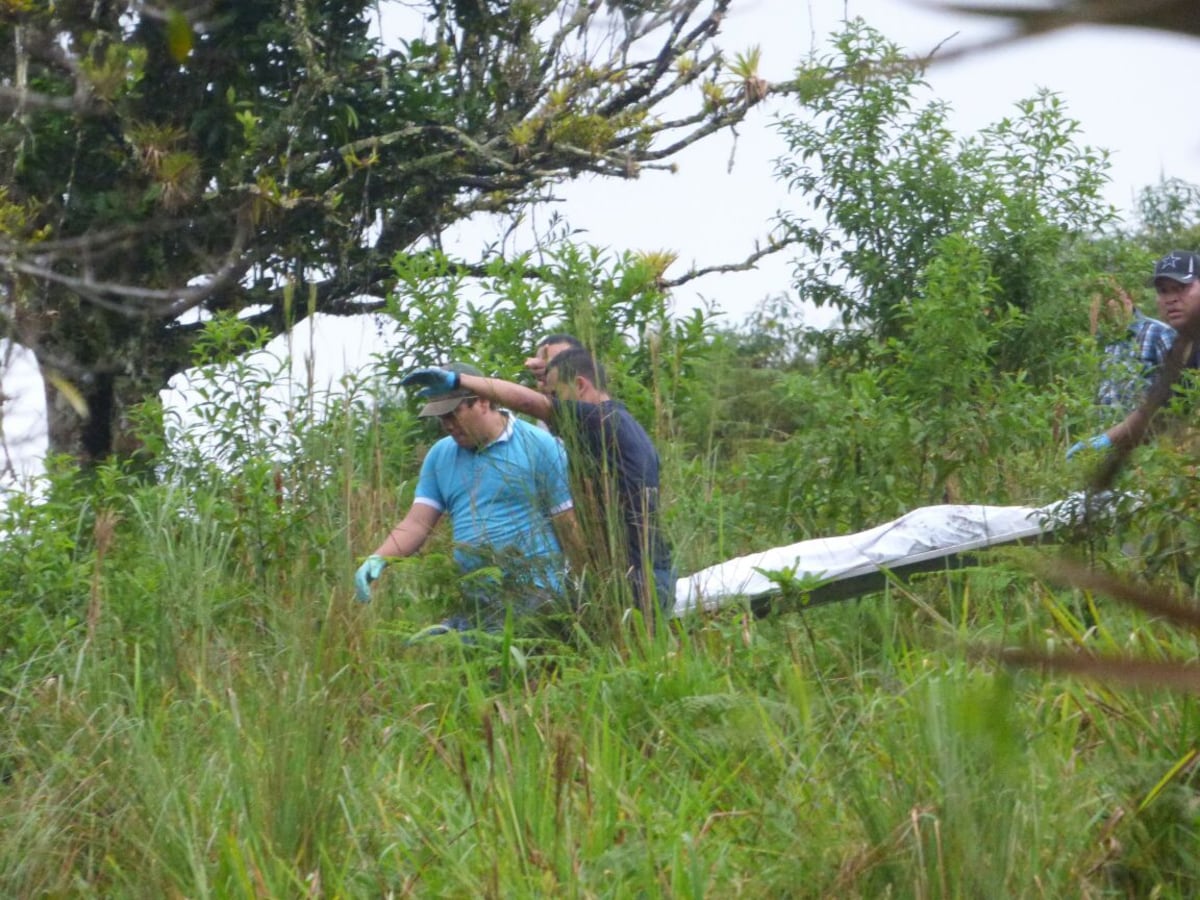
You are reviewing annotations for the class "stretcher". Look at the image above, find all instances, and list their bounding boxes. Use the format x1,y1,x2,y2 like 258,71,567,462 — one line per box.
671,492,1128,617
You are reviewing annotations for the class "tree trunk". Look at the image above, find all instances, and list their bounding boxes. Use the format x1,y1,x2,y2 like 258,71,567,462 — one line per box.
42,371,155,468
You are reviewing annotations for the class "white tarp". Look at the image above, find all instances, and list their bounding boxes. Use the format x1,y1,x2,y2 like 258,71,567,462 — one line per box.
671,493,1117,616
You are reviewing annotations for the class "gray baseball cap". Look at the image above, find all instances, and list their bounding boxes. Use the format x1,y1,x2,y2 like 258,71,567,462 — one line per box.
416,362,482,417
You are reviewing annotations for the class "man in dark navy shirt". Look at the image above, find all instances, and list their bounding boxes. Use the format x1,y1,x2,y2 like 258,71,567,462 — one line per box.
541,348,675,616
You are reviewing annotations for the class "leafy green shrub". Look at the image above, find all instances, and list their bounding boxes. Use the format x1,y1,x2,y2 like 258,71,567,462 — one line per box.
380,243,715,440
775,18,1117,381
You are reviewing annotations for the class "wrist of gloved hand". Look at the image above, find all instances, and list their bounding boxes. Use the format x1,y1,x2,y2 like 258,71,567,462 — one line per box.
355,554,387,602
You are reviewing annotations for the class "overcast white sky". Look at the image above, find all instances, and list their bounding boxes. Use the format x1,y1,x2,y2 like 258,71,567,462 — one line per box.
505,0,1200,330
4,0,1200,483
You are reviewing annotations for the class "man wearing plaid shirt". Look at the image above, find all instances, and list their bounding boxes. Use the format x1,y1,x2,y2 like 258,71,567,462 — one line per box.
1095,309,1175,413
1068,253,1194,458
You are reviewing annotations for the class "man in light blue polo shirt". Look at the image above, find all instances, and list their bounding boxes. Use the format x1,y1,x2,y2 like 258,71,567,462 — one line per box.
355,362,578,635
400,351,676,620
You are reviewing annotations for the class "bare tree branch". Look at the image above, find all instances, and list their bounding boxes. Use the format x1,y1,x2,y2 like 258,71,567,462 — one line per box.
1,222,254,321
980,646,1200,693
662,236,795,288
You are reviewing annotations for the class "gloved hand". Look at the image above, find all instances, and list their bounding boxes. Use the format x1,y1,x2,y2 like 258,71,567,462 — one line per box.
355,555,387,602
1066,433,1112,459
400,367,459,398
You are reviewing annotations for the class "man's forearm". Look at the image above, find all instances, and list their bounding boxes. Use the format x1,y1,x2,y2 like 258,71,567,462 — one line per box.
552,508,589,576
372,504,439,558
460,374,553,421
1108,407,1151,448
373,527,423,559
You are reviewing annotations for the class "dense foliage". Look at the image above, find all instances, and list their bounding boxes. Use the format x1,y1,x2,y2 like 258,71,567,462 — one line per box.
3,259,1199,892
775,21,1117,365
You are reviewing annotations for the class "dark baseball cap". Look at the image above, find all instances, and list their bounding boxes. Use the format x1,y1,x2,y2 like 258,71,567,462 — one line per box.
416,362,482,417
1150,250,1200,286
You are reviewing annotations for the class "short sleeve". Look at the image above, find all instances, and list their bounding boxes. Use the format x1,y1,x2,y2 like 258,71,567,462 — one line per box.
540,431,574,514
413,441,447,512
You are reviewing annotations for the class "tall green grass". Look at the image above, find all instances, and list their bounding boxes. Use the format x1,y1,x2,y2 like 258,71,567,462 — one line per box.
3,316,1200,896
3,395,1197,897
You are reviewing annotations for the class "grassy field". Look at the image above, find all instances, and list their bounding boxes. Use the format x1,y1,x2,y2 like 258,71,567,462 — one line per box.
2,399,1197,898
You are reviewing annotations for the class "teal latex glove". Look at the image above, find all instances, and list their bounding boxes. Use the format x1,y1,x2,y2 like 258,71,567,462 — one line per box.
1066,433,1112,459
355,555,387,602
400,367,459,398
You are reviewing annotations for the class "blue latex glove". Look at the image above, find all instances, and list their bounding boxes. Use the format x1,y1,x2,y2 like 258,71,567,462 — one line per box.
400,367,459,398
355,555,387,602
1066,433,1112,459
